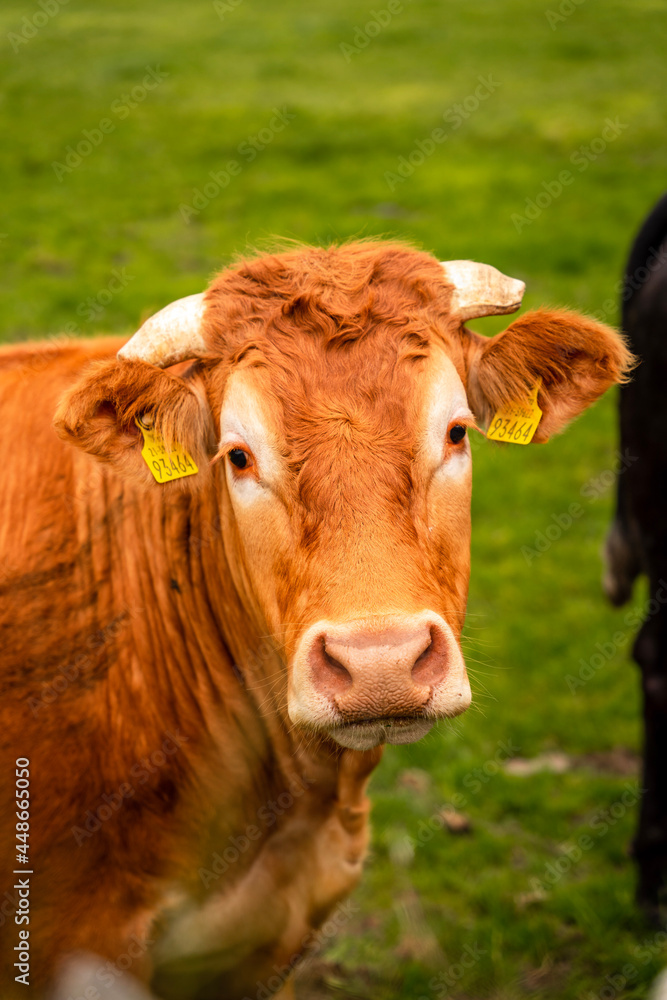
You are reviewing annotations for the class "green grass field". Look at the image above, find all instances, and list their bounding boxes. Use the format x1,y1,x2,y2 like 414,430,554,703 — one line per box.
2,0,666,996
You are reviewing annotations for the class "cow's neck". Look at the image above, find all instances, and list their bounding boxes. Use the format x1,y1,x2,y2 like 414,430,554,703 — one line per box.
88,468,329,795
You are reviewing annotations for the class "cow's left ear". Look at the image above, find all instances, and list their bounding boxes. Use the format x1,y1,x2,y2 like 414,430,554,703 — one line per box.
461,308,634,442
54,358,215,489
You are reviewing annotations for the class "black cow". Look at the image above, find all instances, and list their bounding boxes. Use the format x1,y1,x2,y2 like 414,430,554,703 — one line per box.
604,191,667,915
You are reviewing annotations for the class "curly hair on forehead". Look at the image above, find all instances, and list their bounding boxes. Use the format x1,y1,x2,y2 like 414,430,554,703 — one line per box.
201,239,463,362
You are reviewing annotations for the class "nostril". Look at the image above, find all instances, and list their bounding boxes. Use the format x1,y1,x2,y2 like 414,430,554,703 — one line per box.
411,631,446,687
323,648,353,684
311,639,354,697
413,640,433,668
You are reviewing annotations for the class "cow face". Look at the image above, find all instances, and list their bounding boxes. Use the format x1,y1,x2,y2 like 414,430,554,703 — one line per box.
213,333,475,750
56,243,632,749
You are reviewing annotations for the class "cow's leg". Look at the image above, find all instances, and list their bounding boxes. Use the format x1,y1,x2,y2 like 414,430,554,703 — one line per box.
335,746,383,844
633,607,667,917
602,475,643,607
152,747,383,1000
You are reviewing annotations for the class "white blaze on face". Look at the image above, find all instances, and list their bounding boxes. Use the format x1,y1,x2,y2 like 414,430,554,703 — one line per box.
418,349,474,480
219,370,285,503
219,370,294,632
414,348,474,630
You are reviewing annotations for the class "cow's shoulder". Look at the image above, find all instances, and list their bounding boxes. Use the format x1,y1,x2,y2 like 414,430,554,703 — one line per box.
0,335,125,371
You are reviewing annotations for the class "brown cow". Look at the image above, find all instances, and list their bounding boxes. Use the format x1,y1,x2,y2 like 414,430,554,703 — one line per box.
0,241,631,999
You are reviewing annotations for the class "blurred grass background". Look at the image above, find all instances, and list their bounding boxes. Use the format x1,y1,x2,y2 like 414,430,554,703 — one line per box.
1,0,666,996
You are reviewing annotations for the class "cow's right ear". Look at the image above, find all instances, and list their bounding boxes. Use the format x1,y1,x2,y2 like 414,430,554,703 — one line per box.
460,308,634,442
54,358,215,490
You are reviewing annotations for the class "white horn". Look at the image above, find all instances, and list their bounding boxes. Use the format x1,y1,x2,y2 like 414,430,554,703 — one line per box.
440,261,525,321
117,293,208,367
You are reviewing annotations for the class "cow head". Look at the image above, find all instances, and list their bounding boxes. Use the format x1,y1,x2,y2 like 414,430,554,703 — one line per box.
55,243,632,749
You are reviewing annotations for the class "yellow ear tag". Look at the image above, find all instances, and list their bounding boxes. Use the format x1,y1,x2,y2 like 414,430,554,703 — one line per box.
486,380,542,445
135,415,198,483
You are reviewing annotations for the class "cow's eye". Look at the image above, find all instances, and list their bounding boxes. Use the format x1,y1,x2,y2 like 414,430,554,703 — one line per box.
228,448,251,469
448,424,467,445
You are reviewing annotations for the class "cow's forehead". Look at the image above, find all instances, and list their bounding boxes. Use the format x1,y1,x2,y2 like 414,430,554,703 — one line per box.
219,340,469,460
203,242,464,375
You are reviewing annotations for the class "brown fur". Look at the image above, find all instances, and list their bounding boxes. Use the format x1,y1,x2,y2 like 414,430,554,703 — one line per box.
0,242,631,998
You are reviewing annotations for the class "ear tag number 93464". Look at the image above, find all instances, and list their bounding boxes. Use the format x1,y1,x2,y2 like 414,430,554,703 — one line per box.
135,415,199,483
486,381,542,445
